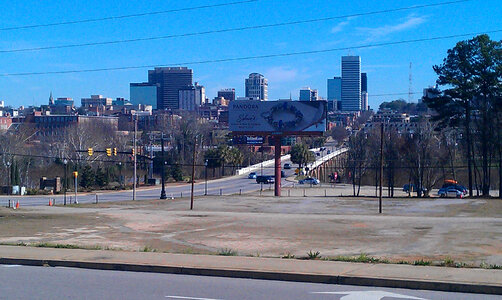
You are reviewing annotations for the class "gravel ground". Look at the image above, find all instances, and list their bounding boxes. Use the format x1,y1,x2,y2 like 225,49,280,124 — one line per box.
1,191,501,265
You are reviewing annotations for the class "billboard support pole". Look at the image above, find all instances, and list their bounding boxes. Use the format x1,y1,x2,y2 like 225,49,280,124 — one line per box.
274,136,282,197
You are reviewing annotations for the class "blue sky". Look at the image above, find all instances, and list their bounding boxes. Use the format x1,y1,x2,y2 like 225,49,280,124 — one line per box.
0,0,500,108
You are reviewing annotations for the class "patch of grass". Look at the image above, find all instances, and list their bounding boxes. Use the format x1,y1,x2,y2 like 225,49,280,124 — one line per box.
181,247,195,254
413,259,432,266
141,246,157,252
217,248,237,256
307,250,321,260
324,253,388,264
440,256,456,267
282,253,295,259
0,242,110,250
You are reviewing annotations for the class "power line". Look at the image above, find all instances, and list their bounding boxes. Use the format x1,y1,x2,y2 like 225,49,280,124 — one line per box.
0,0,259,31
371,92,423,97
0,0,474,54
1,29,501,77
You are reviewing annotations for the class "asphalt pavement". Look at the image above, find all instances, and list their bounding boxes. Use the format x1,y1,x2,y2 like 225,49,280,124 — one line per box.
0,148,312,207
1,265,498,300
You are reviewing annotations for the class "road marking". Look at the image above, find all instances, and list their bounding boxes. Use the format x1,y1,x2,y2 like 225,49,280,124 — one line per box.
311,291,427,300
1,265,23,268
165,296,223,300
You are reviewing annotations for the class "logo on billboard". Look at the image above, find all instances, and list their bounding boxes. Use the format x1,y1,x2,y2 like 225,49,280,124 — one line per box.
262,102,303,130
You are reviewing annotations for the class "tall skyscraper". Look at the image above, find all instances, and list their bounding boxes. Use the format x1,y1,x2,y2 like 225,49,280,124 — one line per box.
327,76,342,111
130,83,158,109
148,67,193,110
341,56,361,111
299,87,318,101
245,73,268,101
218,88,236,102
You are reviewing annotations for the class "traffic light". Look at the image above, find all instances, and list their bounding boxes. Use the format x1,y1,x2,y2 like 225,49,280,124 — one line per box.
132,148,135,156
87,148,93,156
106,148,112,157
113,147,118,156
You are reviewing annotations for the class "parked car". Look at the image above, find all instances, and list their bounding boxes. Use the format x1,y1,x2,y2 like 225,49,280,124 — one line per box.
256,175,274,184
438,187,464,198
248,172,257,179
283,163,291,169
441,180,467,194
299,177,320,185
441,183,467,195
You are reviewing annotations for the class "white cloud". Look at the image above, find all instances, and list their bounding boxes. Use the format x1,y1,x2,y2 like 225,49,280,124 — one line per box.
331,20,349,33
264,66,298,83
357,15,427,40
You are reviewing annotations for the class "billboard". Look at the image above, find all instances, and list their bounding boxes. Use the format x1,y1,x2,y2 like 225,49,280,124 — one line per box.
229,100,327,135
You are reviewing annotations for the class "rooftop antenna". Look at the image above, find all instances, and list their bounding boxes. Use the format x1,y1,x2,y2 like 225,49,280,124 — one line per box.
408,62,413,103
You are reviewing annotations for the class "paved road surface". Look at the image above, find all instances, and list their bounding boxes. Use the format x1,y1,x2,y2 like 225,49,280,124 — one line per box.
0,146,338,207
1,265,498,300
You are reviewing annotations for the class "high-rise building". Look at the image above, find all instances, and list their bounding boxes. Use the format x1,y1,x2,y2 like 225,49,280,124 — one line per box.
361,92,368,111
245,73,268,101
217,88,236,102
130,83,158,109
327,76,342,111
178,82,205,111
299,87,319,101
361,73,368,111
148,67,193,110
341,56,361,111
361,73,367,94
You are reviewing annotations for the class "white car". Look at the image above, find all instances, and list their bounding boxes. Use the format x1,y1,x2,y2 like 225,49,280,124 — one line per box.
438,188,463,198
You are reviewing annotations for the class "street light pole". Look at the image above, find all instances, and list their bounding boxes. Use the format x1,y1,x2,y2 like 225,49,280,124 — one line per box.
63,159,68,205
160,133,167,199
204,159,208,196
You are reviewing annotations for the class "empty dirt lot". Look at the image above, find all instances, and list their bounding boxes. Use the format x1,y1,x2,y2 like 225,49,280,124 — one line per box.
1,190,501,266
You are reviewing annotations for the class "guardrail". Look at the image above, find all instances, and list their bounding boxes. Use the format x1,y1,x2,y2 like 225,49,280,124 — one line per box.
306,148,348,170
235,147,323,176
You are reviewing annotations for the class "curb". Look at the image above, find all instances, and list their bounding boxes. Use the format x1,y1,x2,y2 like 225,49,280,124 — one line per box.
1,257,500,295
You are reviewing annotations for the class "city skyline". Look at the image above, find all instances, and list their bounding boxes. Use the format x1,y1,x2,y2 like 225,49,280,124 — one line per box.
0,0,500,108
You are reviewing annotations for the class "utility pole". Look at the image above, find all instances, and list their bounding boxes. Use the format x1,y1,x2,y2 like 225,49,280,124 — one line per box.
73,171,78,204
274,136,282,197
190,136,197,210
133,115,137,201
6,161,11,196
408,62,413,103
379,122,384,214
160,133,167,199
63,159,68,205
204,159,208,196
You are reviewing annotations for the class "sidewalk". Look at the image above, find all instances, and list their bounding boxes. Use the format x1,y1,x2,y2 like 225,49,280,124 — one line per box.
0,245,500,295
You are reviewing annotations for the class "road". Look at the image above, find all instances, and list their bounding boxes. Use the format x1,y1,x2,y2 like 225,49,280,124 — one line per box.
1,265,497,300
0,146,338,207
